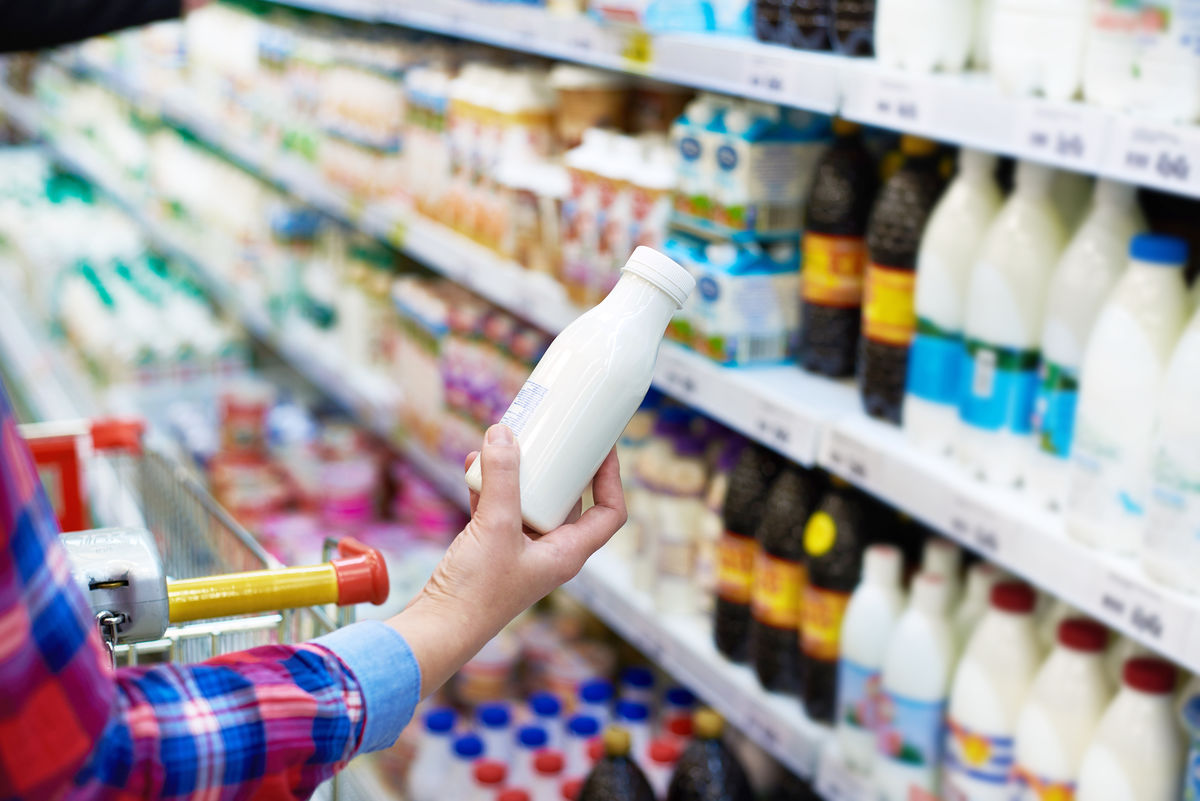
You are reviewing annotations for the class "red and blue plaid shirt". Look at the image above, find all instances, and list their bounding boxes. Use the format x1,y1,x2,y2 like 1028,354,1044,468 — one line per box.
0,383,421,800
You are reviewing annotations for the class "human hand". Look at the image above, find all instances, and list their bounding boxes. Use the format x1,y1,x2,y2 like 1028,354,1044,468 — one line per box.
387,423,626,695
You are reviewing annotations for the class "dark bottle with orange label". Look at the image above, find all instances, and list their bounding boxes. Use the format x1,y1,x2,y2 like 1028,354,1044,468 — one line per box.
859,135,945,425
751,466,822,695
800,477,870,723
665,710,754,801
799,120,879,378
714,443,784,663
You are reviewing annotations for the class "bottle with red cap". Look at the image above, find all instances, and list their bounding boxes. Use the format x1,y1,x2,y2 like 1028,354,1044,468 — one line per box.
473,760,509,801
1076,657,1184,801
644,738,682,799
1011,618,1113,801
501,790,533,801
533,750,567,801
943,581,1043,801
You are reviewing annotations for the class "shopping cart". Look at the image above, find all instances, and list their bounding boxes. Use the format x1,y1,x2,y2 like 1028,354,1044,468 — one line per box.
20,416,389,666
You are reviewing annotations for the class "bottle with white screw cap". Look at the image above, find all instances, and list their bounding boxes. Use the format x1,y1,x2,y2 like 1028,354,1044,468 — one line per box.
466,247,695,533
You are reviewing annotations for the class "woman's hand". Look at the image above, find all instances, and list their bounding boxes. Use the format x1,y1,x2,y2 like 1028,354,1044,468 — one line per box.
386,423,626,696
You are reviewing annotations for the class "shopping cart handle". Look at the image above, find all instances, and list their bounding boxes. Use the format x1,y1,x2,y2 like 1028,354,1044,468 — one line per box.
331,538,390,606
90,418,146,454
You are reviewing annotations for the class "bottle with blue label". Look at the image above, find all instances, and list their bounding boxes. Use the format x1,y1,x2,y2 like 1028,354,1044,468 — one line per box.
875,572,954,801
956,161,1067,488
1028,179,1142,512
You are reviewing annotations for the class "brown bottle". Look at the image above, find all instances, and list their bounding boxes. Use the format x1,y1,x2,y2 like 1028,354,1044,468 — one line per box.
665,710,754,801
578,727,656,801
714,443,784,662
750,466,822,695
788,0,833,50
831,0,876,56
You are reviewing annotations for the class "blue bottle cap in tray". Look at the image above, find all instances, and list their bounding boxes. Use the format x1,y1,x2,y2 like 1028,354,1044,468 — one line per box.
620,666,655,689
665,687,696,707
425,707,457,733
530,692,562,717
568,714,600,738
518,725,548,749
454,733,484,759
616,701,650,722
1131,233,1188,266
579,678,613,703
477,702,511,729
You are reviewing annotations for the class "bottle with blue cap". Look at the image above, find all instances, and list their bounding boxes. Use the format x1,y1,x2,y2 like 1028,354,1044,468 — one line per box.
578,678,614,728
661,687,696,735
1067,233,1190,555
615,700,653,771
408,707,457,801
619,666,656,706
565,714,602,779
477,702,514,765
513,724,550,789
449,732,486,800
530,691,565,750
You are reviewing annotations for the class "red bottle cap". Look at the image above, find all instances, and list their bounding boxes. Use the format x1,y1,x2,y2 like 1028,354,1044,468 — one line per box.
648,739,682,765
990,581,1036,613
499,791,531,801
666,716,693,738
1123,657,1176,694
535,750,565,775
1057,619,1107,652
474,759,507,786
562,778,584,801
587,737,605,763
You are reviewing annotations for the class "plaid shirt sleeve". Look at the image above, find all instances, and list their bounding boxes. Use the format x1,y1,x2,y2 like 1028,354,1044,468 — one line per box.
0,382,420,801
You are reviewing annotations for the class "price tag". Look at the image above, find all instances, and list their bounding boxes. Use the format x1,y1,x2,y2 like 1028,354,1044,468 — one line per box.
1094,570,1183,654
740,707,784,751
946,492,1012,561
654,347,701,403
815,751,872,801
564,21,601,54
823,430,883,492
752,398,809,461
859,73,930,129
1106,119,1200,193
1017,102,1104,169
619,28,655,71
742,54,792,99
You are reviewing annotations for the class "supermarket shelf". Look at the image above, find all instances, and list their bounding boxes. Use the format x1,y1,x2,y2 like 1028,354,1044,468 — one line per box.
268,0,1200,199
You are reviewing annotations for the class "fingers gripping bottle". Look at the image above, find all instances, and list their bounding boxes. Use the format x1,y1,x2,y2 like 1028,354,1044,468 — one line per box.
466,247,695,533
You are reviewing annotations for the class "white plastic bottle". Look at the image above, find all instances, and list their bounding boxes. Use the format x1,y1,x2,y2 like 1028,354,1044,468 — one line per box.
1144,298,1200,592
944,581,1043,801
958,162,1067,487
875,573,956,801
1035,597,1082,652
974,0,996,68
578,679,614,728
836,544,907,776
564,714,601,780
477,703,513,766
466,247,695,532
875,0,974,73
1133,0,1200,123
1029,179,1143,511
921,538,963,608
408,707,458,801
449,734,486,800
1082,0,1142,111
1105,635,1151,689
990,0,1090,100
1011,619,1113,800
531,692,565,750
953,562,1000,649
905,149,1002,457
1067,235,1190,554
1077,657,1183,801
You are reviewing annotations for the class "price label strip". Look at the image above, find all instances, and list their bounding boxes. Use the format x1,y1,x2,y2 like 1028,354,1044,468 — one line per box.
653,347,704,405
1093,569,1186,657
945,492,1020,563
1017,101,1107,170
752,397,816,465
815,748,873,801
619,27,655,72
822,429,885,495
742,53,793,100
853,72,934,131
1104,118,1200,195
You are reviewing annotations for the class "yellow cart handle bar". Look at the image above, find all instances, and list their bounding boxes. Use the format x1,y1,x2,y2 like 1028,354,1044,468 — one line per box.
167,538,389,623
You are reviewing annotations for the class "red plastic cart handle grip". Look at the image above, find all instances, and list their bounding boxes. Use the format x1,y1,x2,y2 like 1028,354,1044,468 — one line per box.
90,418,146,454
330,538,390,606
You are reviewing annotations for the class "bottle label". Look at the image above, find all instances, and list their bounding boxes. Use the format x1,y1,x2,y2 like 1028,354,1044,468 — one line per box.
906,318,963,406
801,586,850,661
802,233,868,308
1184,743,1200,801
498,380,549,437
751,553,804,629
836,659,883,734
1069,423,1142,523
1010,766,1076,801
1147,444,1200,576
863,264,917,347
876,693,946,775
716,531,758,604
958,339,1040,434
658,539,695,579
803,511,837,557
1032,360,1079,459
943,717,1015,792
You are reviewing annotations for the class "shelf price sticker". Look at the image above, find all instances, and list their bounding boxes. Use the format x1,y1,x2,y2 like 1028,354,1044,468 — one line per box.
822,429,884,493
1017,101,1105,169
619,27,655,72
1105,119,1200,194
740,707,786,753
752,398,813,464
742,54,793,99
815,747,872,800
945,492,1015,563
654,347,702,404
1094,569,1183,655
855,72,932,130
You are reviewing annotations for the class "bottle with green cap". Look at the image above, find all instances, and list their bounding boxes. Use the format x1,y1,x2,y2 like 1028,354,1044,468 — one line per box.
577,726,656,801
665,709,754,801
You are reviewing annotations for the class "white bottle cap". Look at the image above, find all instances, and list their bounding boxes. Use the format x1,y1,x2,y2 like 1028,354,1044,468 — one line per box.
622,247,696,309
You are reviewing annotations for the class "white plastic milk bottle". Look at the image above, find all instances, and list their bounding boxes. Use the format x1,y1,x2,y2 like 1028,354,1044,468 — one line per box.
1029,179,1143,512
875,0,974,73
1066,234,1189,554
466,247,695,532
974,0,996,68
957,162,1067,487
1011,619,1113,800
921,537,963,608
1082,0,1141,111
1143,299,1200,593
1133,0,1200,123
836,544,907,776
990,0,1090,100
953,562,1000,650
1077,657,1183,801
875,573,956,801
904,150,1002,457
944,581,1042,801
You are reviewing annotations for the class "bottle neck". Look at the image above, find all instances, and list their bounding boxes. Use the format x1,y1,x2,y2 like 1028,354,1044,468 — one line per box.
597,272,680,335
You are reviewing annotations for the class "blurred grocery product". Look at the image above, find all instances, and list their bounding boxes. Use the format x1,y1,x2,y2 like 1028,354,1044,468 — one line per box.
664,710,754,801
875,0,974,73
578,727,656,801
989,0,1089,100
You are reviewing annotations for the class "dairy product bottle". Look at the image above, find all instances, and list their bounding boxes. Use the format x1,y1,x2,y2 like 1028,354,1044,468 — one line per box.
1035,597,1081,652
836,544,907,775
875,0,973,73
1104,635,1151,689
944,581,1042,801
409,708,458,801
1029,180,1143,512
974,0,996,67
957,162,1067,487
875,572,955,801
953,562,1000,649
1011,619,1112,800
1066,235,1189,554
831,0,877,56
1077,657,1183,801
466,247,695,533
904,149,1002,456
920,537,963,608
1052,171,1093,237
1143,297,1200,592
1133,0,1200,123
1082,0,1141,111
990,0,1090,100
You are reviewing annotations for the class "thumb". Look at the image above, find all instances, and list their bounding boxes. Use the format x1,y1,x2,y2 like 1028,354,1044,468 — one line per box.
474,424,522,533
